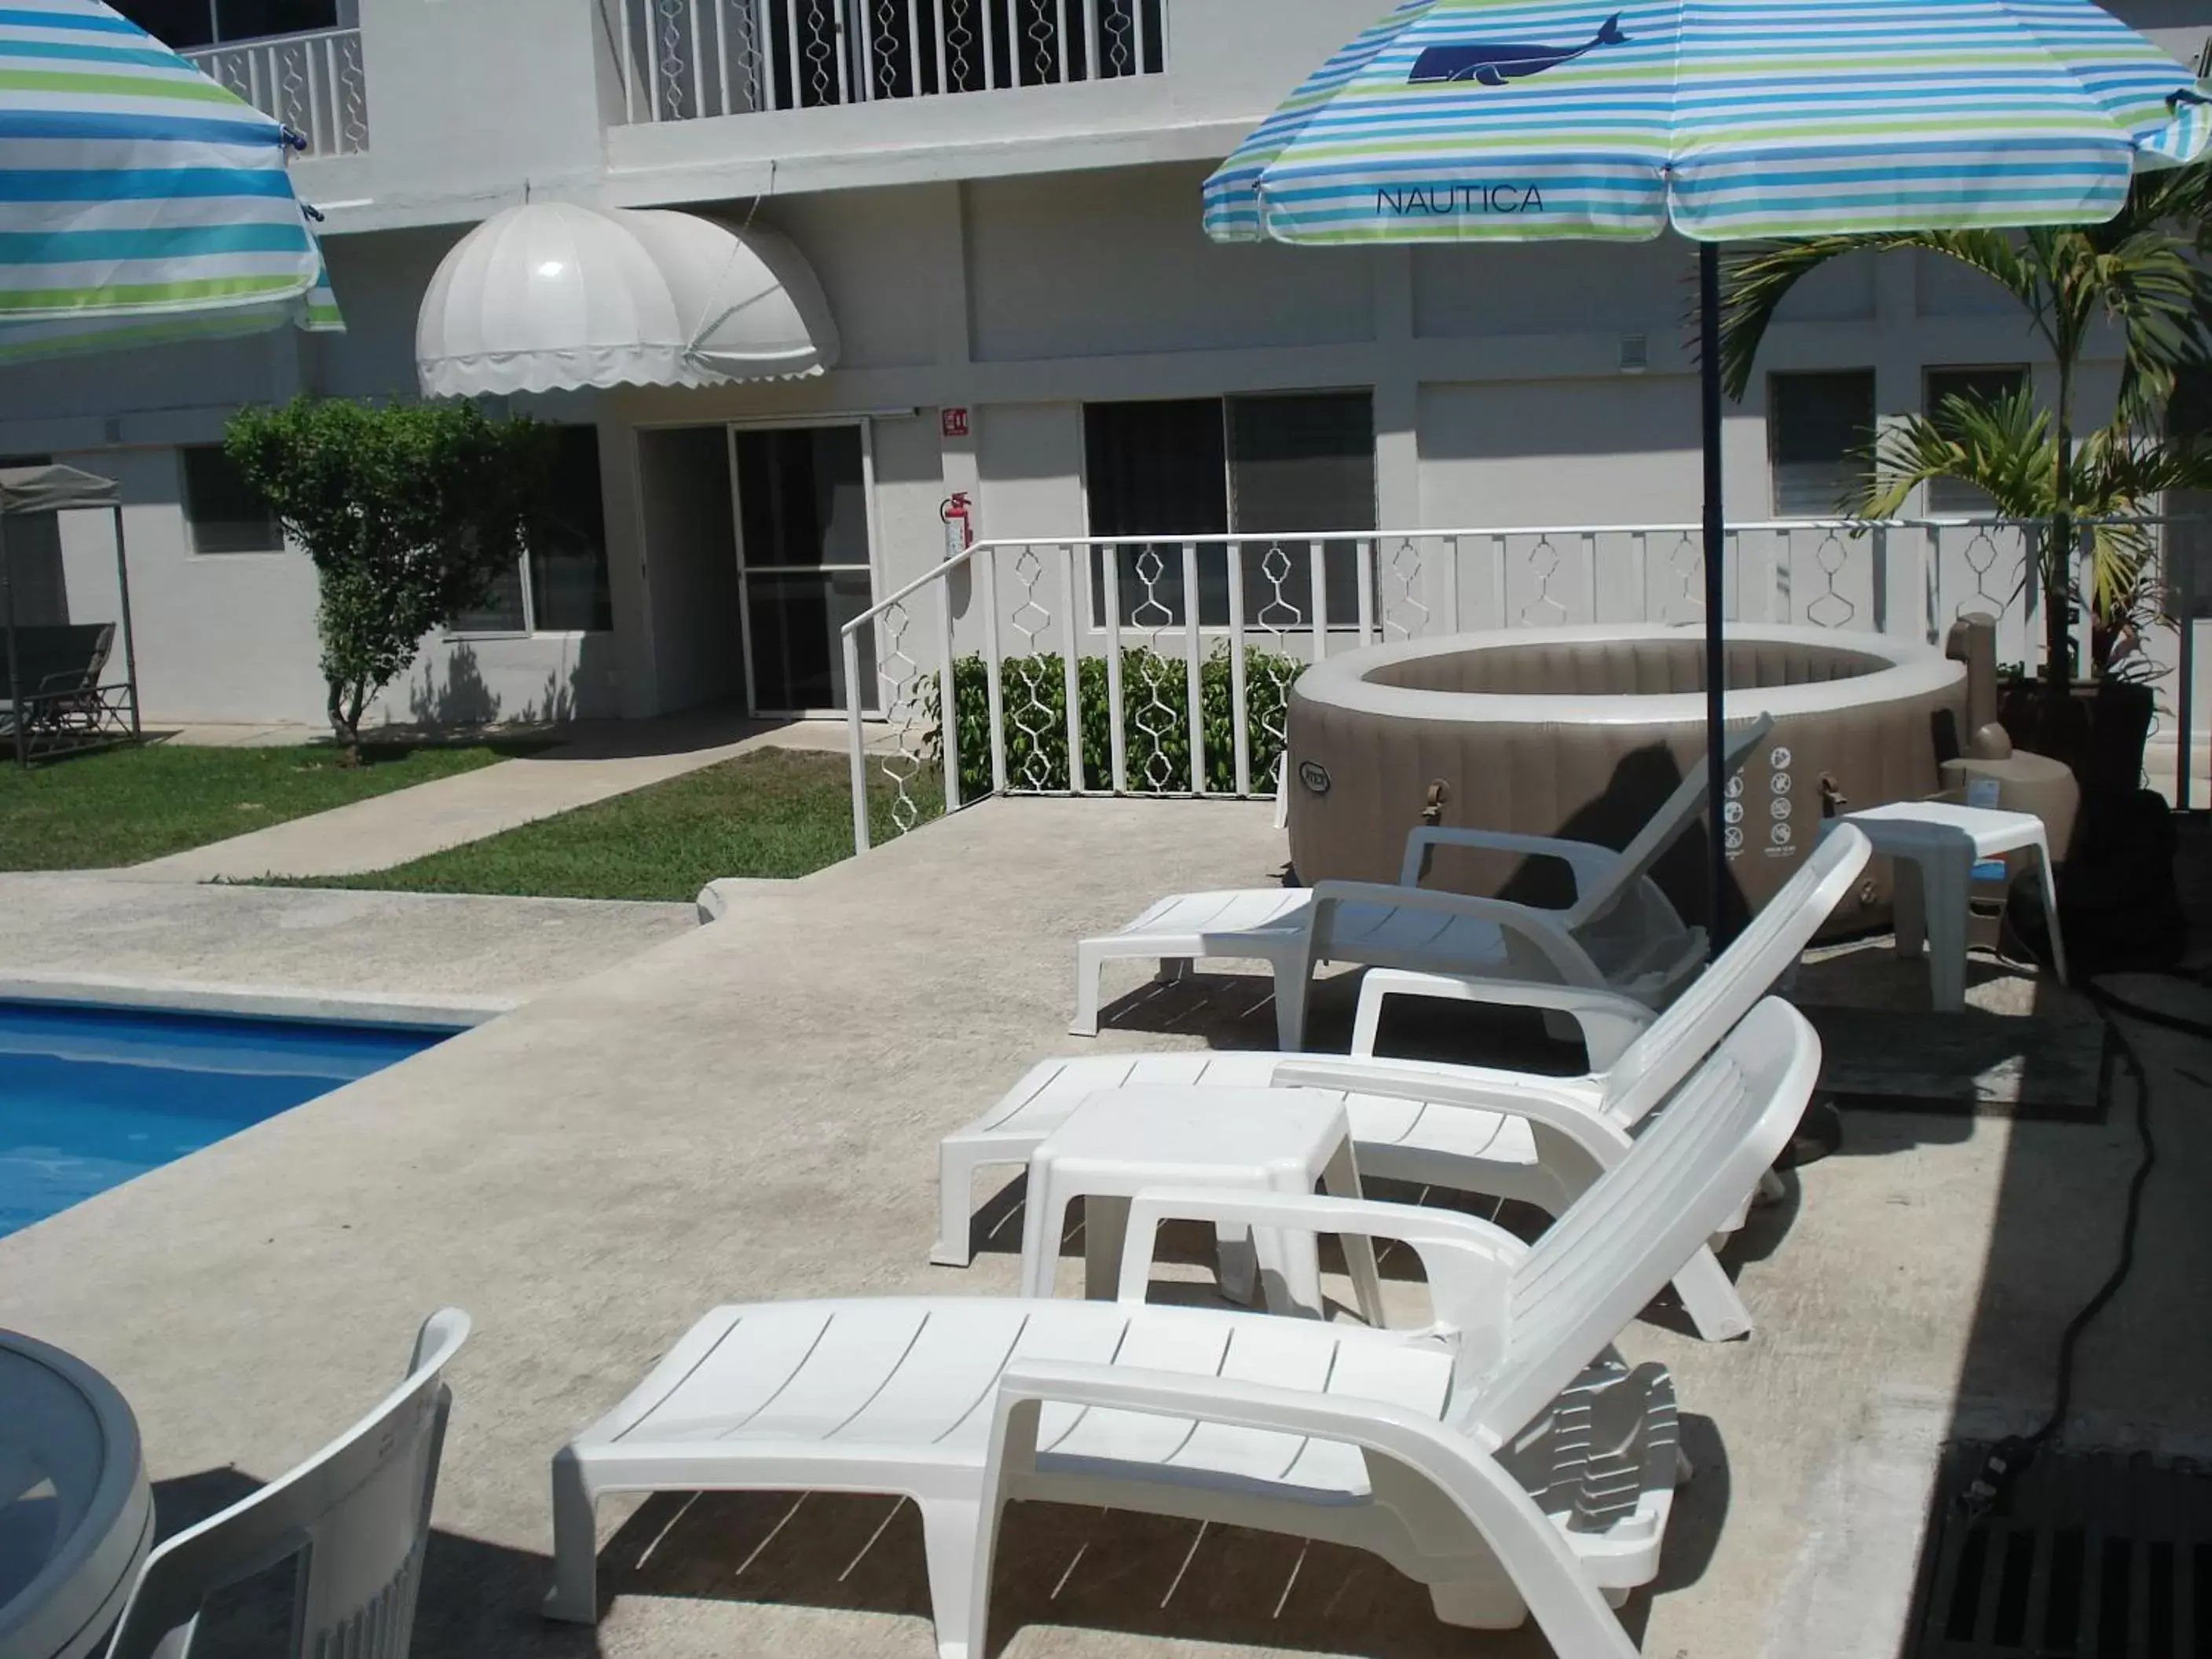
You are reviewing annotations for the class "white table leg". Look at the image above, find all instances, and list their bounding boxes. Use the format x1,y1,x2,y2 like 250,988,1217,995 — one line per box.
1892,854,1927,962
1257,1167,1324,1318
2032,837,2069,986
1272,961,1309,1053
1212,1223,1259,1306
1322,1141,1385,1327
1018,1166,1068,1299
1921,846,1974,1013
1082,1195,1131,1301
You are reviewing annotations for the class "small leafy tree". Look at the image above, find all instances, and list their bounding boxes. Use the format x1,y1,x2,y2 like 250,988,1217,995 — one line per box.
225,397,555,756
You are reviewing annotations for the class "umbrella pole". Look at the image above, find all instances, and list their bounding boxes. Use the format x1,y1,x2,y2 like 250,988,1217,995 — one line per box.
1698,240,1728,954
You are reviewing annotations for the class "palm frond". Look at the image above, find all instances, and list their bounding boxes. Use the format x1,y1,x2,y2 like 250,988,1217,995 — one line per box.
1851,388,2056,520
1720,230,2042,403
2069,427,2212,506
1718,237,1864,401
2082,231,2212,424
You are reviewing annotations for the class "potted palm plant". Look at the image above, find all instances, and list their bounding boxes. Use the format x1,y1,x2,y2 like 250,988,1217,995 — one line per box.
1720,163,2212,789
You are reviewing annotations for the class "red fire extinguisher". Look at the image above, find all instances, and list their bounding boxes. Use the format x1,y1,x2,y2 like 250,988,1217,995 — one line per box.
939,491,973,559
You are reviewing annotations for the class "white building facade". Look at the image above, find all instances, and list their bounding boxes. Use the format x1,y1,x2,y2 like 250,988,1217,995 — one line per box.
5,0,2207,729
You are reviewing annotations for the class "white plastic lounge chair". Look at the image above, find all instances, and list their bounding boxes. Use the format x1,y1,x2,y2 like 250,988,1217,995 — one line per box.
547,999,1819,1659
938,825,1870,1341
102,1309,471,1659
1073,714,1774,1050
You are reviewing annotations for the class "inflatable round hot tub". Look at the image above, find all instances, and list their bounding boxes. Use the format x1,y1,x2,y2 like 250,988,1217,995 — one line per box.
1286,624,1967,936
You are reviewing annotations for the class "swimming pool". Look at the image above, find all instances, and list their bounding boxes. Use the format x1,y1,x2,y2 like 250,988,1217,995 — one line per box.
0,1001,456,1237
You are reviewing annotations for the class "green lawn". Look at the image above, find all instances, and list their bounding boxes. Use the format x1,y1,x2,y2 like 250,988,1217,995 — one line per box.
281,748,939,902
0,740,517,870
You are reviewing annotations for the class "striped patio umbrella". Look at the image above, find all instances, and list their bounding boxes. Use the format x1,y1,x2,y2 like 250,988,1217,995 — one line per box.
0,0,340,363
1205,0,2210,940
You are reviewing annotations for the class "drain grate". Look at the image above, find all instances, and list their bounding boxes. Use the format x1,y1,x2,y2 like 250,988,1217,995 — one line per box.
1910,1443,2212,1657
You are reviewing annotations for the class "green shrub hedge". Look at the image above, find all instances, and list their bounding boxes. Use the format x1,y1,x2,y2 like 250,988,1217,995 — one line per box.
928,647,1302,804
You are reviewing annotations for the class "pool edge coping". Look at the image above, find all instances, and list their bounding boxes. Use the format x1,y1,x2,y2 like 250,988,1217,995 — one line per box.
0,973,513,1030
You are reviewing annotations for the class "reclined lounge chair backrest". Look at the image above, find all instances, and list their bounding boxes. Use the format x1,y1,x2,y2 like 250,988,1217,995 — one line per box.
0,622,112,696
1467,998,1819,1439
1597,823,1870,1128
1569,712,1774,930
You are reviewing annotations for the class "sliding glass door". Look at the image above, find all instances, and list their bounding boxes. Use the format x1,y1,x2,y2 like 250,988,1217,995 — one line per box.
731,423,875,715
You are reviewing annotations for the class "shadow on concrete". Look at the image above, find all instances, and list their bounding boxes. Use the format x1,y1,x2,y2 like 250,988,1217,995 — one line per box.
1937,822,2212,1431
343,701,825,765
533,703,793,763
145,1469,602,1658
590,1463,1717,1659
1866,814,2212,1654
1092,962,1591,1077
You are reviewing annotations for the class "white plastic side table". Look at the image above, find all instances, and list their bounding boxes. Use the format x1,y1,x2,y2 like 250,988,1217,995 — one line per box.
1842,802,2069,1012
1020,1086,1385,1323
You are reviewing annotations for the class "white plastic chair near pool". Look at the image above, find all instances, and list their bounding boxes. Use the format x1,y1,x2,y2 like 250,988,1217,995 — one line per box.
100,1309,470,1659
938,824,1870,1341
546,998,1819,1659
1071,715,1774,1051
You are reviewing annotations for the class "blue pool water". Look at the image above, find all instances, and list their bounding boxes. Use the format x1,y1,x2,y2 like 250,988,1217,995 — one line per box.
0,1001,454,1236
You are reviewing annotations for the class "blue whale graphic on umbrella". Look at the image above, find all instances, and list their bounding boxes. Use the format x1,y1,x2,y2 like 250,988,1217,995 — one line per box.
1411,13,1628,85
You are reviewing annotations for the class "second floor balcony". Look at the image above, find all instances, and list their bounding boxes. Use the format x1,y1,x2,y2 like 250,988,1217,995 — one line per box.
613,0,1165,124
117,0,367,156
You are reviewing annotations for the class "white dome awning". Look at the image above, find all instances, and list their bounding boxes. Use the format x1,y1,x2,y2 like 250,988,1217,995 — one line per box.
416,203,840,399
613,210,840,383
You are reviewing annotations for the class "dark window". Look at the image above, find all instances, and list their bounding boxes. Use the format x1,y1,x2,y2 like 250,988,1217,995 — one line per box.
181,444,284,555
1228,390,1374,628
110,0,339,49
1085,398,1228,544
1769,370,1876,518
530,426,613,632
452,563,527,635
453,426,613,635
1084,393,1375,628
109,1,214,47
2174,365,2212,442
1085,398,1228,629
1926,365,2030,515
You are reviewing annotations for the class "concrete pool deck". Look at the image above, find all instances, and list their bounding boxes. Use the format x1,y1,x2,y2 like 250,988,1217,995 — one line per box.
2,797,2208,1659
0,871,696,1020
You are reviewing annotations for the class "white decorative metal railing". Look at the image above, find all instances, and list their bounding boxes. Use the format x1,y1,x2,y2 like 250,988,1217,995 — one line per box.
612,0,1163,123
840,516,2207,851
185,28,368,156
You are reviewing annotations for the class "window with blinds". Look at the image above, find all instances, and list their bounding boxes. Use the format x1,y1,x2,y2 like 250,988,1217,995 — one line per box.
1925,364,2030,516
1769,370,1876,518
181,445,284,556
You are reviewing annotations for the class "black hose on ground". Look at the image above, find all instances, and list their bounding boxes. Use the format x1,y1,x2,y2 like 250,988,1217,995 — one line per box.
1955,973,2207,1522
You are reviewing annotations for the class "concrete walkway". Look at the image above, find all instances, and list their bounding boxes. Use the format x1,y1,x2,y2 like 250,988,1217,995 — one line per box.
0,871,695,1020
4,795,2207,1659
124,712,882,883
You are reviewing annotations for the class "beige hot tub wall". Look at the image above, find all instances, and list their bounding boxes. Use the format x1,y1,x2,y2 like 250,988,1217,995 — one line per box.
1284,632,1968,938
